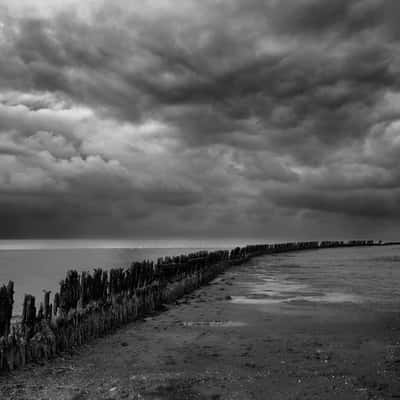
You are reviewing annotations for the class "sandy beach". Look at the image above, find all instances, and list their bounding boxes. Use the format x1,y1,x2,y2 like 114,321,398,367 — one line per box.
1,256,400,400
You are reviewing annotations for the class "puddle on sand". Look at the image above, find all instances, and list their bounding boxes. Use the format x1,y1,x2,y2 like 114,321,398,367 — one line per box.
240,275,309,298
231,292,362,305
182,320,247,327
130,372,184,381
231,296,284,305
233,270,364,306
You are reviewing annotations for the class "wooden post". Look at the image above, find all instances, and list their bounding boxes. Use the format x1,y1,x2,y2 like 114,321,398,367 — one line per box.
22,294,36,338
43,290,51,320
53,292,60,316
0,281,14,337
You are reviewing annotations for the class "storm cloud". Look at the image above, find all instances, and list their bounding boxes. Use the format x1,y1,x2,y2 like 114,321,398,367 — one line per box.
0,0,400,240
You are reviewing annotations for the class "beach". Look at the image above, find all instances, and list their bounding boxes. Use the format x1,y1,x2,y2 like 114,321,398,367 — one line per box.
1,247,400,399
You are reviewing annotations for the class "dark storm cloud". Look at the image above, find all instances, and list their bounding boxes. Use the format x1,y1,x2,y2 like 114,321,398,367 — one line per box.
1,0,400,239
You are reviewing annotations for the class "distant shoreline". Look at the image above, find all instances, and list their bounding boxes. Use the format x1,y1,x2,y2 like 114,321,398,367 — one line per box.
0,239,398,251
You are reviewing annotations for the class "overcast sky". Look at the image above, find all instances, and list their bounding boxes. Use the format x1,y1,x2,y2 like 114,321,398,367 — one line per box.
0,0,399,240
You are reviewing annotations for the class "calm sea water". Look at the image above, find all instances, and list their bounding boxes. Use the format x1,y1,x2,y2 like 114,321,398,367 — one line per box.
0,239,253,315
1,241,399,315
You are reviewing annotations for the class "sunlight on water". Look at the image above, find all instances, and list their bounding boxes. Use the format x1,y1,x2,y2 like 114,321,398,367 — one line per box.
0,238,269,250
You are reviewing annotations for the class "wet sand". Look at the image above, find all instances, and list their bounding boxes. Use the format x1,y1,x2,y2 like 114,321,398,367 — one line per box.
1,261,400,400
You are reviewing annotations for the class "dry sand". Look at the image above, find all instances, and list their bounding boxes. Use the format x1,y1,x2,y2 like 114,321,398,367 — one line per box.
1,262,400,399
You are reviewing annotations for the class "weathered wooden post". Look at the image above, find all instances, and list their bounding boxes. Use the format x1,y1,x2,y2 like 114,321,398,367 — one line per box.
53,292,60,316
0,281,14,337
22,294,36,338
43,290,51,320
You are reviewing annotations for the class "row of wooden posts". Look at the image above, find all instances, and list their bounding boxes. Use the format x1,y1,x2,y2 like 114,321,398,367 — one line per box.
0,240,376,371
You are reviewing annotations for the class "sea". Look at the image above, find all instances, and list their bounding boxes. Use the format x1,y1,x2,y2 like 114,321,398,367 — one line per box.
0,239,252,315
0,240,399,316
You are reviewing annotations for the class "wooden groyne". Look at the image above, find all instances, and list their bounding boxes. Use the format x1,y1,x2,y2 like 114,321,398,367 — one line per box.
0,240,380,372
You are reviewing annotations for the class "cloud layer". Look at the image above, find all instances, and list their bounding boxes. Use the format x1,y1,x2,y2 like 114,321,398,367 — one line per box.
1,0,400,240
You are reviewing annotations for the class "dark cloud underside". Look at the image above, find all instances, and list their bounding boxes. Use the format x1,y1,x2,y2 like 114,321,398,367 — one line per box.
0,0,400,240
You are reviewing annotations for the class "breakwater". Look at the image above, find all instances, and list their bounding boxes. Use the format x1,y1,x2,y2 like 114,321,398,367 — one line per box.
0,240,378,372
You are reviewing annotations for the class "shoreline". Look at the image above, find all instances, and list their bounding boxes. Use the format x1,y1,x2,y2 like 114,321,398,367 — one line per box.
0,240,393,374
1,255,400,399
